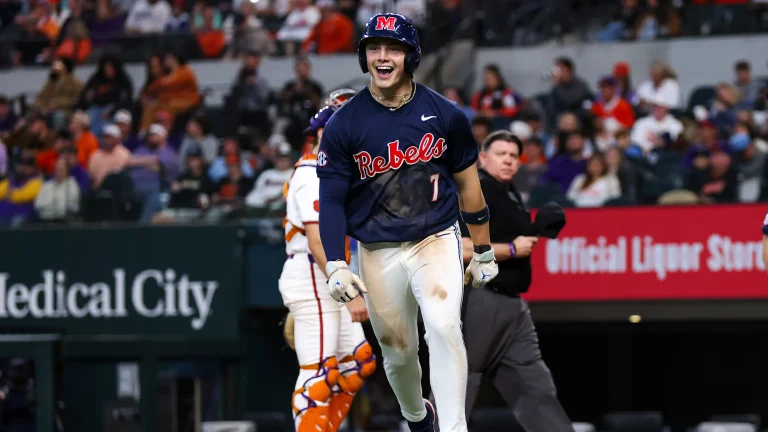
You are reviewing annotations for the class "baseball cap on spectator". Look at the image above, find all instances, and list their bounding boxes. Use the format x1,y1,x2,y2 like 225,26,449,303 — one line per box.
276,142,292,158
613,62,630,78
186,146,204,158
316,0,334,7
599,75,617,87
114,109,132,124
103,124,121,139
510,120,533,141
267,134,288,149
72,110,90,128
729,132,751,152
148,123,167,138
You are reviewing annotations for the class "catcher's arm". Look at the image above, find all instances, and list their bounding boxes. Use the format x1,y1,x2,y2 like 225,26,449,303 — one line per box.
305,223,328,278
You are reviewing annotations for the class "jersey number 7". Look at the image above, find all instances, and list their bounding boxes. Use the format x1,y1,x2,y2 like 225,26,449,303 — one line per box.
430,173,439,202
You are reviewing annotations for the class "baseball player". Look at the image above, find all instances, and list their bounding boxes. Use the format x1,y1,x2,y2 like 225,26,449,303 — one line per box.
316,13,499,432
279,89,376,432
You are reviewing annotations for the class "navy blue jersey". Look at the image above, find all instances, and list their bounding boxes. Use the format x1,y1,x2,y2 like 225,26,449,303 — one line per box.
316,83,478,243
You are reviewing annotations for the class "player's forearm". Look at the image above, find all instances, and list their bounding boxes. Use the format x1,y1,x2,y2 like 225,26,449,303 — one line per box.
308,238,329,278
454,165,491,246
318,177,349,262
762,236,768,271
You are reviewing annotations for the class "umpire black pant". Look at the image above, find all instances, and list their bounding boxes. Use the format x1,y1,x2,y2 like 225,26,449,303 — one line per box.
432,287,574,432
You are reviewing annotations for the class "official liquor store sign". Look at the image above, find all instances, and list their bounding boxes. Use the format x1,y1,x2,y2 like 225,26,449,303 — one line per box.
525,204,768,302
0,226,242,338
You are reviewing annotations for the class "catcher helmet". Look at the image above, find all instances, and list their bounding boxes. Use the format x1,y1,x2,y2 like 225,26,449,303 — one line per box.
358,13,421,75
325,88,357,109
305,88,356,134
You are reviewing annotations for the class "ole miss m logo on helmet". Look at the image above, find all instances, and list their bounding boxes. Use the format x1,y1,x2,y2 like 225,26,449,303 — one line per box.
353,133,447,180
375,16,397,31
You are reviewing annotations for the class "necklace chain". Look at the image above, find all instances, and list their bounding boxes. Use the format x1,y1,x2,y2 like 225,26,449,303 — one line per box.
369,81,415,111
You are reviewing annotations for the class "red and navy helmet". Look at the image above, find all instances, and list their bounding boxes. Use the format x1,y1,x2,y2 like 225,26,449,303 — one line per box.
358,13,421,76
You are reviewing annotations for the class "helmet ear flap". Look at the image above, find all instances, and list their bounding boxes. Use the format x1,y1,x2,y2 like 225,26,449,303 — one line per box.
404,51,420,76
358,40,369,74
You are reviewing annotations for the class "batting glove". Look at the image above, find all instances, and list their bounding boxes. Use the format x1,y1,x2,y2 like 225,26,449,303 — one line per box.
463,249,499,288
326,260,368,303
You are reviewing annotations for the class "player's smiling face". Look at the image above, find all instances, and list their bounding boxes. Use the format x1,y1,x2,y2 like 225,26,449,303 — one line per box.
365,38,408,91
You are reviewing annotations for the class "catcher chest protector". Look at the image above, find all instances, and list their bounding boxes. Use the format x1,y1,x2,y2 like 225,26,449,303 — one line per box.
358,13,421,75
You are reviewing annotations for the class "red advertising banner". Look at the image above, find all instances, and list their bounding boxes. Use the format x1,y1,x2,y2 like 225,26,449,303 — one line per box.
524,204,768,302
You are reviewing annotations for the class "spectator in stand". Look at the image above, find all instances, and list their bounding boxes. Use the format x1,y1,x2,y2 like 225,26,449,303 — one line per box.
566,154,621,207
707,82,740,134
301,0,355,55
516,135,547,203
250,0,291,19
636,60,681,110
6,114,52,152
630,96,683,154
549,56,593,118
734,60,763,109
613,61,638,106
598,0,640,41
471,64,522,121
208,137,254,182
684,121,728,168
193,2,226,58
33,157,80,221
90,0,129,46
471,116,491,147
69,110,99,168
129,123,180,222
685,151,737,203
35,58,83,130
540,130,588,193
53,14,91,65
545,112,594,158
140,52,201,132
154,110,183,150
125,0,171,34
0,141,7,178
222,1,275,57
730,121,766,202
0,96,20,142
11,0,59,66
279,56,323,146
78,54,134,137
214,154,254,204
276,0,320,56
229,51,272,134
0,152,43,224
35,129,73,176
167,0,191,30
442,87,475,122
604,144,636,201
591,75,635,134
153,145,214,223
88,124,131,190
245,141,292,208
633,0,681,40
178,114,219,165
113,109,143,151
59,144,91,190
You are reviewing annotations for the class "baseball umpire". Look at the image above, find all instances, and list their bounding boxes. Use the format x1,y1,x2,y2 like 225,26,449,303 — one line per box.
453,130,574,432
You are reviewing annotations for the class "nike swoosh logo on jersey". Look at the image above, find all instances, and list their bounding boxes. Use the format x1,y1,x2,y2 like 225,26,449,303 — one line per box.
421,115,437,121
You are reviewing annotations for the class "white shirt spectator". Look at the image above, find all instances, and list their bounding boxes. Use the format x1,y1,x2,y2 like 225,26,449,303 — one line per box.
34,177,80,220
566,174,621,207
636,78,681,108
630,112,684,153
125,0,172,34
245,168,293,207
276,5,320,42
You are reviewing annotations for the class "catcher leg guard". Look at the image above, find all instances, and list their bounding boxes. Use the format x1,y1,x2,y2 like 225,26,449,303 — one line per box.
292,357,340,432
327,342,377,432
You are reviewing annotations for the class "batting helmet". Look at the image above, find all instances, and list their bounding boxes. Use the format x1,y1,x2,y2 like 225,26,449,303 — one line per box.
358,13,421,75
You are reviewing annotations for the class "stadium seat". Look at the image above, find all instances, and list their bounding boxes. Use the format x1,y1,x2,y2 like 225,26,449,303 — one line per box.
602,411,664,432
527,183,562,208
657,189,700,205
573,422,596,432
709,414,761,429
604,196,635,206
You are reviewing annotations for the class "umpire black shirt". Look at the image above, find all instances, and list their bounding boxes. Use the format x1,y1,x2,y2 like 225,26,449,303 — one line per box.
460,168,533,296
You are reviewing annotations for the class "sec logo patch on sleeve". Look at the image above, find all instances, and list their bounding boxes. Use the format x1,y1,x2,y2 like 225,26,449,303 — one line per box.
314,200,320,212
317,151,328,167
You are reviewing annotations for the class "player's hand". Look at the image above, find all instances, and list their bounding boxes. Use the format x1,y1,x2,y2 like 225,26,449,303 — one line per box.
463,248,499,288
512,236,539,258
346,296,369,323
326,260,368,303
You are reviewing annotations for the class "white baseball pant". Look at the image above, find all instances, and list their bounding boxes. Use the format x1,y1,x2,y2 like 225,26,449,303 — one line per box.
358,222,468,432
279,253,368,430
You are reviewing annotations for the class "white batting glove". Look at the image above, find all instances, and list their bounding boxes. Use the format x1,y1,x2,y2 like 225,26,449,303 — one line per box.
326,261,368,303
463,249,499,288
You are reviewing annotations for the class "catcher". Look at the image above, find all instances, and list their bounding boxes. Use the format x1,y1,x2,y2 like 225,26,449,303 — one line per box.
280,89,376,432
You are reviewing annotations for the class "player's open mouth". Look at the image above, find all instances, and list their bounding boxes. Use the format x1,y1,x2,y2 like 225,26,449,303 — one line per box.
375,66,394,79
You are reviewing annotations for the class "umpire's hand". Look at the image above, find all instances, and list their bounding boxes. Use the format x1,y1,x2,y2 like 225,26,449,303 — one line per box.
513,236,539,258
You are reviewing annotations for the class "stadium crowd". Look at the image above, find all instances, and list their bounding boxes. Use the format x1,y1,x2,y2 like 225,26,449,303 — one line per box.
0,0,766,227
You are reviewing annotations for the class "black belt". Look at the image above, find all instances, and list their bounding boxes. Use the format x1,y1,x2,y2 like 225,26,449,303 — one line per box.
288,253,315,263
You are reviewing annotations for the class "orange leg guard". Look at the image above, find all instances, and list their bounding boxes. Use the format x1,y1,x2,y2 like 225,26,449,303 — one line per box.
327,342,377,432
292,357,339,432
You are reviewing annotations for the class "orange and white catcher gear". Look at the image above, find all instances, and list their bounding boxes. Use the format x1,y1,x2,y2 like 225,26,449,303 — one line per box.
280,154,376,432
